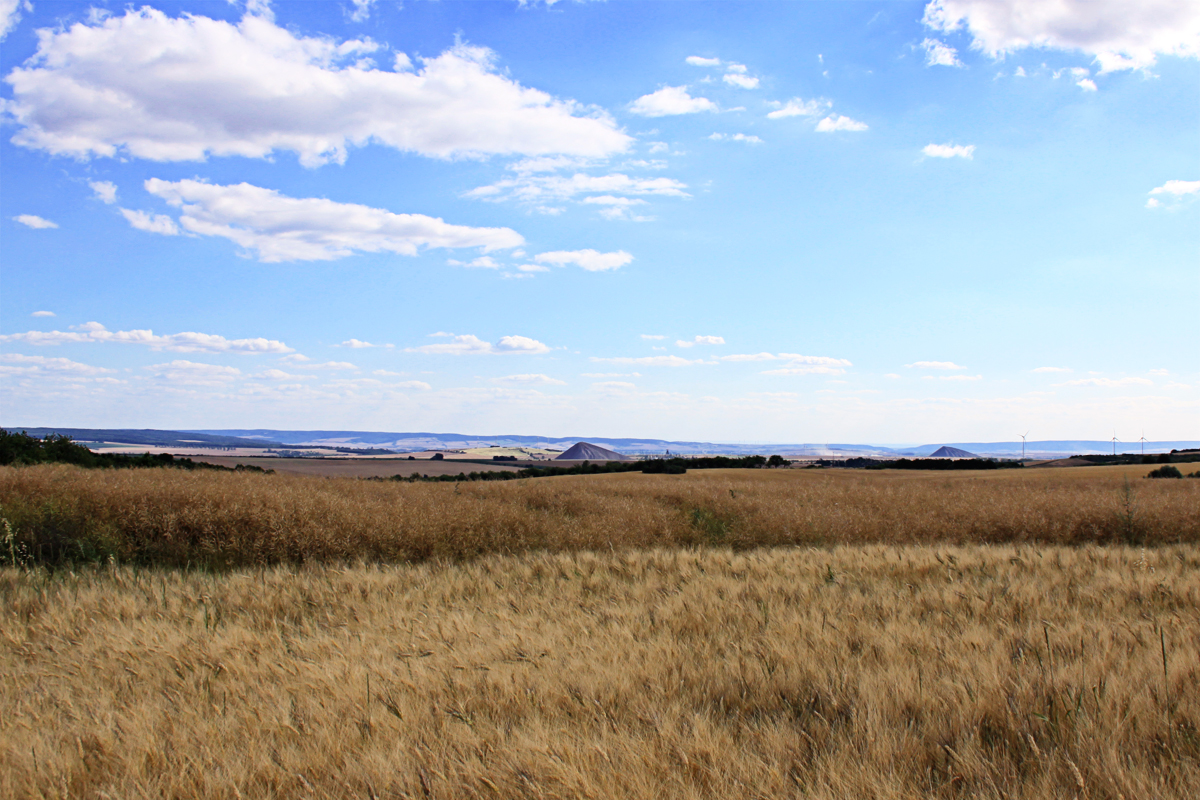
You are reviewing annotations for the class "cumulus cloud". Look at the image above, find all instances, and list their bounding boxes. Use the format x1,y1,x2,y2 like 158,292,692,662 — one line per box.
922,37,964,66
686,55,722,67
534,249,633,272
922,0,1200,73
447,256,502,269
348,0,376,23
1076,77,1098,91
581,372,641,378
1146,179,1200,208
297,361,359,370
923,143,976,158
1059,377,1154,387
0,353,114,376
677,335,726,348
0,0,27,41
251,368,310,381
134,179,522,262
4,7,629,166
723,72,760,89
491,373,566,385
406,334,550,355
766,97,831,119
815,114,868,132
0,321,293,354
339,339,392,349
31,310,54,317
927,374,984,381
120,208,179,235
906,360,966,370
13,214,57,228
720,353,853,367
89,180,118,204
589,355,707,367
1033,366,1072,373
630,86,717,117
709,133,763,144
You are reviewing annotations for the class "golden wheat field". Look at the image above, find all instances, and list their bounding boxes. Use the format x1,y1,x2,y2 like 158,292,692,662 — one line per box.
1,464,1198,799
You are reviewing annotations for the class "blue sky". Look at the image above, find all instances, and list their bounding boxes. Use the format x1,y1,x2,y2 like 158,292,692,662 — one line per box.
2,0,1197,443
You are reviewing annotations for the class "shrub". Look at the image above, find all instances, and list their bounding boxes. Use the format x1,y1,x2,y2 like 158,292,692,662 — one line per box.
1147,465,1183,479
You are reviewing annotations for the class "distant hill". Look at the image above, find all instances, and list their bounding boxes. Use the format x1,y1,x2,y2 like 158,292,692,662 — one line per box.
927,446,978,458
556,442,631,461
1,427,283,449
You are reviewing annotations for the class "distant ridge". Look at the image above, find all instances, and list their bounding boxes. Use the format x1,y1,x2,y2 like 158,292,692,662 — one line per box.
556,442,631,461
927,446,978,459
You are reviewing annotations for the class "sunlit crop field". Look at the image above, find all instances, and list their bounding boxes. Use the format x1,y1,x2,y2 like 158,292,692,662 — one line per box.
1,465,1197,798
1,463,1196,567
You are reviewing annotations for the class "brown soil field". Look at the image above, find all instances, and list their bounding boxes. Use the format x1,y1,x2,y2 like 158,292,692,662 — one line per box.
2,545,1196,799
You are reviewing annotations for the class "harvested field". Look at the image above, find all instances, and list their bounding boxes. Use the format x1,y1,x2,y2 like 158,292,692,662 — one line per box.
2,545,1197,799
0,464,1196,568
187,455,523,479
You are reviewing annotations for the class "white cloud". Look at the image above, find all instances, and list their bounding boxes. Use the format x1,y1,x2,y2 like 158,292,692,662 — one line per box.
922,37,964,66
1060,377,1154,387
252,368,309,381
1,0,27,41
926,374,984,381
138,179,523,262
391,380,432,391
723,73,760,89
491,374,566,385
1149,179,1200,196
761,365,847,376
686,56,722,67
709,133,763,144
0,353,114,376
582,195,647,207
120,208,180,235
339,339,392,349
348,0,376,23
922,0,1200,73
591,381,637,392
815,114,868,132
766,97,831,119
719,353,853,367
406,334,550,355
1147,179,1200,208
906,360,967,370
89,180,118,204
515,263,551,273
590,355,707,367
466,171,689,205
677,335,726,348
448,256,503,269
13,214,57,229
5,8,629,166
534,249,633,272
294,361,358,371
146,360,242,384
31,310,54,317
630,86,717,117
1148,368,1170,376
0,321,293,354
923,143,976,159
1033,366,1072,373
581,372,641,378
1077,77,1098,91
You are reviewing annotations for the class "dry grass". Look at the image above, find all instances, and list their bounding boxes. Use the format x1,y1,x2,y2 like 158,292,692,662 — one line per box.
2,545,1197,799
1,464,1197,567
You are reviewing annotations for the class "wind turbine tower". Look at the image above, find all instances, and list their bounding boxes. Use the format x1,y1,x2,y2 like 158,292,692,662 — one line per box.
1019,431,1029,460
1111,432,1119,456
1140,431,1148,456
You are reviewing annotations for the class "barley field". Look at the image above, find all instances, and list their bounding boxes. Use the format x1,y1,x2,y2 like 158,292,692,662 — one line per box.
1,465,1198,798
1,463,1196,568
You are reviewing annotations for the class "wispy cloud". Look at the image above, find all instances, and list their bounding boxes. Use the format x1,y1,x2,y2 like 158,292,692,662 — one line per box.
13,214,58,229
0,321,293,354
406,334,550,355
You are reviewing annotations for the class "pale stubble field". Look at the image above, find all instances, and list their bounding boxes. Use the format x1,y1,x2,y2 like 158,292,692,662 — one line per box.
1,465,1197,799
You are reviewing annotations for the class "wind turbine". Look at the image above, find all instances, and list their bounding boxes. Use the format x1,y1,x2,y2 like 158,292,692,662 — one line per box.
1140,431,1148,456
1111,431,1119,456
1019,431,1029,460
